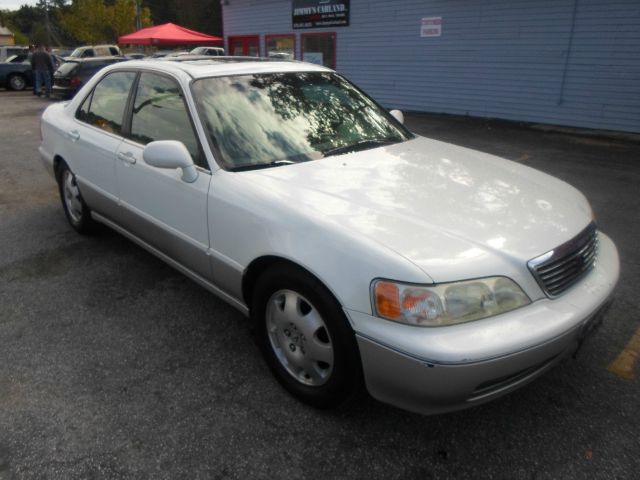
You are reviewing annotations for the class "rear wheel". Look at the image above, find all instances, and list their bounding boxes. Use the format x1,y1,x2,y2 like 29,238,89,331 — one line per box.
57,162,95,234
8,74,26,91
252,264,362,408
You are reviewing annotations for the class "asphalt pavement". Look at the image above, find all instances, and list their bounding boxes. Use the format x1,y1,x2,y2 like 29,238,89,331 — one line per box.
1,90,639,479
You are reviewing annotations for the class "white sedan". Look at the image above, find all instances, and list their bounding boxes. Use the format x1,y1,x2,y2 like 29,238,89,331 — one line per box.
39,58,619,415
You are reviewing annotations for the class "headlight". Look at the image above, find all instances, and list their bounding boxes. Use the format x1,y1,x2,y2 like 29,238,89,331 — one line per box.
372,277,530,327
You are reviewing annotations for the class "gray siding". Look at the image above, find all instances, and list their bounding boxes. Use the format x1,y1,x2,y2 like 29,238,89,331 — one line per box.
223,0,640,133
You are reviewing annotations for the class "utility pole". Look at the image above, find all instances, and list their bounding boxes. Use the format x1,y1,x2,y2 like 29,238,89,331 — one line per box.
136,0,142,31
44,0,52,47
135,0,142,52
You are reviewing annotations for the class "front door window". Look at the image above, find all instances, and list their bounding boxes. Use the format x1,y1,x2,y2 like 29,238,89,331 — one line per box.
129,72,204,168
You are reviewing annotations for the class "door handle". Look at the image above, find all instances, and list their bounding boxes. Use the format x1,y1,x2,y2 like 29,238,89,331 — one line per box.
67,130,80,142
117,151,136,165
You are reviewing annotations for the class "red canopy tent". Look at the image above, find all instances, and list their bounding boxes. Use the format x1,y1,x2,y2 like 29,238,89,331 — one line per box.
118,22,222,45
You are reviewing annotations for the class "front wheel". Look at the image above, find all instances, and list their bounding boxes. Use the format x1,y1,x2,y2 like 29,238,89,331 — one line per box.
57,162,95,234
252,264,363,408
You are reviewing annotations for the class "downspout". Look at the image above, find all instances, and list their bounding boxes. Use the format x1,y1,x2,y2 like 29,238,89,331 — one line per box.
557,0,579,105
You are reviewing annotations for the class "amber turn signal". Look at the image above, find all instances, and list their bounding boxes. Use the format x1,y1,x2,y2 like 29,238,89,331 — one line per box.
374,281,401,320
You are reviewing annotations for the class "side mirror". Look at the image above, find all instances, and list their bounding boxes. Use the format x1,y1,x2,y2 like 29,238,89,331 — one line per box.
390,109,404,125
143,140,198,183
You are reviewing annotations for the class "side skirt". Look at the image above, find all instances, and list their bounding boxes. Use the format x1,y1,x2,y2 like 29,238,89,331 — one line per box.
92,212,249,317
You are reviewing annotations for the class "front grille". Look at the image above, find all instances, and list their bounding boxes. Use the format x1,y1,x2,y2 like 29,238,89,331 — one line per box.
528,222,598,297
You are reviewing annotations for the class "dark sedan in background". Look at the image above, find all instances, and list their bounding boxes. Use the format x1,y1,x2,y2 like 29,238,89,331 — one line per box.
52,56,126,98
0,54,33,90
0,53,66,91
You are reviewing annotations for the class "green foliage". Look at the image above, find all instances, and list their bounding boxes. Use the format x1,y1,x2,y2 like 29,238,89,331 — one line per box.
145,0,222,36
1,0,221,47
57,0,106,44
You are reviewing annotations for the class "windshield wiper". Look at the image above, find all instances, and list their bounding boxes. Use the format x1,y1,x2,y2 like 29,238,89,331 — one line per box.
228,159,296,172
322,139,397,158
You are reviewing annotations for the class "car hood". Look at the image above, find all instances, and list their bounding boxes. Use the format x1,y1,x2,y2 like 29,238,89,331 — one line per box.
242,136,592,282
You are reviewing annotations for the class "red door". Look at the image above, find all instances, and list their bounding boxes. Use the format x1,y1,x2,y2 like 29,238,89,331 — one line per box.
228,36,260,57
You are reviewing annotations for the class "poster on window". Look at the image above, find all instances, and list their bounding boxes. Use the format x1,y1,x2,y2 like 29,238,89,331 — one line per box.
420,17,442,37
293,0,350,29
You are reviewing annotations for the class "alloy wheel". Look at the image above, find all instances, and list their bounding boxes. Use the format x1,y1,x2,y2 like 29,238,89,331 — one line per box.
62,170,83,224
266,289,334,386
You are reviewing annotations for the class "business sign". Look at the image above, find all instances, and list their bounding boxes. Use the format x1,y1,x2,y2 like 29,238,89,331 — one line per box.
293,0,350,29
421,17,442,37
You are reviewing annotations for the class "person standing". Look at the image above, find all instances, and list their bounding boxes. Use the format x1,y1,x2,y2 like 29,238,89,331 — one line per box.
30,45,54,98
46,46,56,88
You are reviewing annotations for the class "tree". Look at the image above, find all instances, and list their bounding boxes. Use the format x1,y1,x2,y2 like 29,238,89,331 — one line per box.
58,0,109,44
58,0,151,44
0,10,30,44
108,0,152,39
145,0,222,36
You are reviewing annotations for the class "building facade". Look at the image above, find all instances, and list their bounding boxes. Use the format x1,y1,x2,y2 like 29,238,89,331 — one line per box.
222,0,639,133
0,26,15,46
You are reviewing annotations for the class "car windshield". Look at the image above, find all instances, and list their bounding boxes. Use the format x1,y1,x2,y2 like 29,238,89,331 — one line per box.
191,71,412,170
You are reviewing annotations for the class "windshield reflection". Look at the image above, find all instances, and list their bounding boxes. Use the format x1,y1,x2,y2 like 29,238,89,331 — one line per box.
192,72,412,170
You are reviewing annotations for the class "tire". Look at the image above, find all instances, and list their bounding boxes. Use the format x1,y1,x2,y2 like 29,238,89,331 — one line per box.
56,162,95,234
252,264,363,409
8,74,26,91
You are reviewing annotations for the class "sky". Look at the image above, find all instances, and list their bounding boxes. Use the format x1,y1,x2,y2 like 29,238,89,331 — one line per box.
0,1,40,11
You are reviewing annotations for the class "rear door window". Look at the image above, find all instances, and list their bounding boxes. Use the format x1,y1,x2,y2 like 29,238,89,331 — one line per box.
75,71,136,135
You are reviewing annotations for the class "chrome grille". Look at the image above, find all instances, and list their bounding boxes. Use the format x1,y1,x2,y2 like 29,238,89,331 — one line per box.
528,223,598,297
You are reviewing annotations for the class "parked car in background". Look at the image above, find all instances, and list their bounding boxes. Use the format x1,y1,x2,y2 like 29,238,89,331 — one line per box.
1,52,65,91
163,51,191,58
52,48,74,58
190,46,225,56
66,45,122,59
0,54,32,90
267,51,294,60
38,58,619,416
124,52,146,60
0,45,28,63
148,50,175,59
52,56,125,98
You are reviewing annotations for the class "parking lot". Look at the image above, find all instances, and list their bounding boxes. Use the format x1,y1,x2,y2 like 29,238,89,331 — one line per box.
1,89,639,478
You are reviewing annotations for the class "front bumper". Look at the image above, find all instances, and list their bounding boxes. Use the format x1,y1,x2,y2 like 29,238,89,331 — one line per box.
345,232,619,415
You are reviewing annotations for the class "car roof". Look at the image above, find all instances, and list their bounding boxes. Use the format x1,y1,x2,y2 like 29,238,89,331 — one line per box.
116,56,331,79
66,56,124,63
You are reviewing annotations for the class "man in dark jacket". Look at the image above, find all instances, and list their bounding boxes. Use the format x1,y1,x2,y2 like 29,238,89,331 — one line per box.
30,45,54,98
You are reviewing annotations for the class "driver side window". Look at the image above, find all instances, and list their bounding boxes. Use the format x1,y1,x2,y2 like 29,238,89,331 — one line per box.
129,72,205,168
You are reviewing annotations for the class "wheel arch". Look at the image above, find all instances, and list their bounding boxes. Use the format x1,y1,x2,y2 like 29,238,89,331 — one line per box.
53,155,67,182
242,255,347,318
